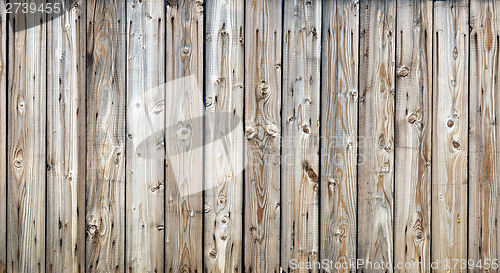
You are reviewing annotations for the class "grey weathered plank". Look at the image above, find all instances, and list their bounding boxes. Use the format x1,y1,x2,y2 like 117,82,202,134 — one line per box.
204,0,244,272
46,1,86,272
165,1,204,272
320,1,359,271
125,0,165,272
358,0,396,271
394,0,433,272
7,0,47,271
0,0,6,272
281,0,321,272
86,0,126,271
431,1,469,272
244,0,282,272
469,0,499,270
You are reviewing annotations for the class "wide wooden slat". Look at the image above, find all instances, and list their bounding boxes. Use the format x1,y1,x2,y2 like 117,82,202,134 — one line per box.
46,1,86,272
281,0,321,272
358,0,396,271
125,0,165,272
394,0,433,272
469,0,500,270
0,1,6,272
86,0,126,271
431,1,469,272
204,0,244,272
320,1,359,271
165,1,204,272
244,0,282,272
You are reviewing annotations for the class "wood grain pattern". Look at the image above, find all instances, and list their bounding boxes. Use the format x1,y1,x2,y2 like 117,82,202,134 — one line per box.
7,0,47,272
244,0,282,272
431,1,469,271
204,0,244,272
0,1,6,272
394,0,432,272
86,0,126,272
126,0,165,272
469,0,499,270
46,1,86,272
281,0,321,272
358,0,396,271
320,1,359,271
165,1,204,272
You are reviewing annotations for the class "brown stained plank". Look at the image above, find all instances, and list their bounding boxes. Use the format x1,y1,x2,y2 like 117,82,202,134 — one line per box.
281,0,321,272
431,1,469,272
86,0,126,272
244,0,282,272
394,0,433,272
469,0,499,270
46,1,86,272
204,0,244,272
7,0,47,272
0,1,6,272
165,1,204,272
126,0,165,272
320,1,359,271
358,0,396,271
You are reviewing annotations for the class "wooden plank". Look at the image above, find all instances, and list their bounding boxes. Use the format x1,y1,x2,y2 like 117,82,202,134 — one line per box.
393,0,432,272
165,1,204,272
125,0,165,272
204,0,244,272
46,1,86,272
86,0,126,271
244,0,282,272
358,0,396,271
431,1,469,272
7,0,47,271
0,0,6,272
320,0,359,271
281,0,321,271
469,0,500,270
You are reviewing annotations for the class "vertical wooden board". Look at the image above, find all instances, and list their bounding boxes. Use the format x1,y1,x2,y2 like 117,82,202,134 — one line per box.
165,1,204,272
320,0,359,271
0,1,6,272
126,0,165,272
46,0,86,272
431,1,468,271
86,0,126,271
244,0,282,272
394,0,432,272
469,0,499,270
281,0,321,271
7,0,47,272
204,0,244,272
358,0,395,271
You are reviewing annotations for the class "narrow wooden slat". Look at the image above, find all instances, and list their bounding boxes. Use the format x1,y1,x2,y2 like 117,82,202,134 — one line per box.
469,0,499,270
244,0,282,272
394,0,432,272
86,0,126,271
165,1,204,272
7,0,47,271
204,0,244,272
46,1,86,272
0,1,6,272
125,0,165,271
358,0,396,271
431,1,469,272
320,1,359,271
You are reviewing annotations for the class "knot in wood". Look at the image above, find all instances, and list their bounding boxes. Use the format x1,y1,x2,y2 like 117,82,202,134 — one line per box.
221,216,229,224
266,124,279,137
208,248,217,259
397,66,409,77
176,125,192,140
245,127,257,139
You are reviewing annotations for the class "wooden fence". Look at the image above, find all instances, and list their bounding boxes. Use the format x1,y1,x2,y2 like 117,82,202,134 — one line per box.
0,0,499,272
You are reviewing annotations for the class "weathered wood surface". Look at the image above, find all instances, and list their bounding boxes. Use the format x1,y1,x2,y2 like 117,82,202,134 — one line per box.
358,0,396,271
394,0,433,272
7,1,47,271
469,0,500,270
320,0,359,272
204,0,244,272
86,0,126,272
244,0,283,272
46,1,86,272
0,1,6,272
432,1,469,272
